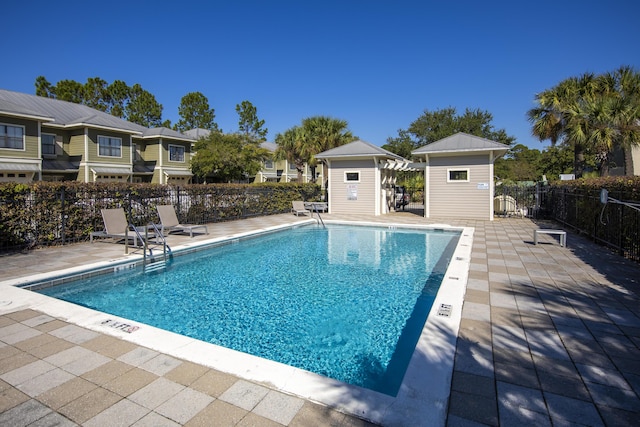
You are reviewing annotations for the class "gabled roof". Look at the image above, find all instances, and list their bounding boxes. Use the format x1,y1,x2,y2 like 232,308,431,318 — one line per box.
0,89,149,134
260,141,277,152
412,132,509,156
0,89,193,143
315,140,405,161
0,97,54,121
183,128,212,139
140,127,195,142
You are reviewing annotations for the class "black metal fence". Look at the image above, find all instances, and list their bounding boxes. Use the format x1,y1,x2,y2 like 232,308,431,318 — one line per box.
497,183,640,262
0,182,321,253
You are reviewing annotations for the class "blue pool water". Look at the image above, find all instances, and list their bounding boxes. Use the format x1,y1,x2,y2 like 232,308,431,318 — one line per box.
38,224,460,396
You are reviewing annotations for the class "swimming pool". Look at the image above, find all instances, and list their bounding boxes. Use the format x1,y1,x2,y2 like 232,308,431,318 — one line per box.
35,223,459,396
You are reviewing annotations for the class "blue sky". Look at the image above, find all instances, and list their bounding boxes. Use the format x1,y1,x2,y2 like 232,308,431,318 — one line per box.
2,1,639,150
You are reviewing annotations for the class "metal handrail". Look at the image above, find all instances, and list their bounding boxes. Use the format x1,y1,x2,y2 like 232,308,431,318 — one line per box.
310,203,326,228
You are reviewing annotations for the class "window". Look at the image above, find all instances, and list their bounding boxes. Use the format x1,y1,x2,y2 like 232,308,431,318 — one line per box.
42,133,56,155
344,171,360,182
98,136,122,157
447,168,469,182
0,124,24,150
264,159,273,169
289,162,297,171
169,144,185,162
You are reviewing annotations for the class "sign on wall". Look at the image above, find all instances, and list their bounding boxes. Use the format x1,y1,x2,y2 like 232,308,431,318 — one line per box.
347,184,358,200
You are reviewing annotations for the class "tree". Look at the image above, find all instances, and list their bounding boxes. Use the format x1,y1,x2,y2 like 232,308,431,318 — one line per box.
383,107,514,158
494,144,542,183
236,101,268,141
528,66,640,177
35,76,54,98
275,116,355,185
175,92,218,133
191,131,269,182
538,143,576,181
83,77,110,112
301,116,356,185
125,84,163,128
33,76,165,128
52,79,85,104
274,126,307,181
107,80,130,118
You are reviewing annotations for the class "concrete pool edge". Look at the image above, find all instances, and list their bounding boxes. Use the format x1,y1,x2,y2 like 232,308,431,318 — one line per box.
0,220,472,426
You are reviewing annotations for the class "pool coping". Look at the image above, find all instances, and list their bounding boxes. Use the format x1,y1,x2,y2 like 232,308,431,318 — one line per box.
0,219,472,426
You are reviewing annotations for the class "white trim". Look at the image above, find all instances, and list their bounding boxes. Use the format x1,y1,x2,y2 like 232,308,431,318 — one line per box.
97,135,123,158
0,122,26,151
84,128,90,182
168,144,186,163
447,168,470,183
343,170,361,183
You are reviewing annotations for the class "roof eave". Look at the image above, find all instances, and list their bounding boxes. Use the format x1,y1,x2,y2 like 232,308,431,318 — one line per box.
0,110,55,122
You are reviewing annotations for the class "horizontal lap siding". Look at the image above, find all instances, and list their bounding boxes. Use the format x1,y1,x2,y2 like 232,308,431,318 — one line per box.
329,159,376,215
428,155,491,219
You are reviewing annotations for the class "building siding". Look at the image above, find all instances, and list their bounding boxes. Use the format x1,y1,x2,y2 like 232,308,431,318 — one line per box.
0,117,39,159
86,129,131,164
328,159,377,215
428,154,492,220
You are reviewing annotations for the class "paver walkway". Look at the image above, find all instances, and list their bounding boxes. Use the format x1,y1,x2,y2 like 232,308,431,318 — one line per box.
1,213,639,426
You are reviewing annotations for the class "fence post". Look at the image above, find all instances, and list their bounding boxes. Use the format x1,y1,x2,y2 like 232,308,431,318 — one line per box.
60,186,66,245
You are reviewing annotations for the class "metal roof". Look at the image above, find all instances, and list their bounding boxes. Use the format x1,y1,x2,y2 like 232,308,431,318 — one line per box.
412,132,510,155
260,142,277,152
315,140,406,161
141,127,195,141
0,89,192,142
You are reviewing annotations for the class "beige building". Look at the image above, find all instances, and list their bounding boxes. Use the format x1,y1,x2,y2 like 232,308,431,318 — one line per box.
315,140,405,215
0,89,195,184
412,133,509,220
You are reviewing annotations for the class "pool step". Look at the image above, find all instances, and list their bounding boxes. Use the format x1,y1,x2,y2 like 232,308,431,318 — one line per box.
144,260,166,273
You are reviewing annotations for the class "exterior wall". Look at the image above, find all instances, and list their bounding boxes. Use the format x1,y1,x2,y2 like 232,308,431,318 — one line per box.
67,130,85,157
427,154,492,220
86,129,131,164
327,159,377,215
0,117,39,159
632,145,640,175
41,126,71,160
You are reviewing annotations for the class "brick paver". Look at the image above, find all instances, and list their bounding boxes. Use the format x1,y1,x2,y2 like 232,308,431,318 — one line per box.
1,213,638,426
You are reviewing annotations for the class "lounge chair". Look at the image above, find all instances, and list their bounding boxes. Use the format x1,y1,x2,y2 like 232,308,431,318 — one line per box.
90,208,146,246
291,201,310,216
156,205,208,237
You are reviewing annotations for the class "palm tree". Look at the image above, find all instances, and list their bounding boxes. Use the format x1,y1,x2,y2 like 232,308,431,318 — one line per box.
300,116,356,187
528,67,640,177
274,127,307,182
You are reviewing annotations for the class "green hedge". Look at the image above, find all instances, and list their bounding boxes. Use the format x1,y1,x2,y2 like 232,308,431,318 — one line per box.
0,181,321,252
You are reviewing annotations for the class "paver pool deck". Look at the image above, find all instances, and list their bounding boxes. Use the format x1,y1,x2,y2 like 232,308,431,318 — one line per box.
1,212,639,426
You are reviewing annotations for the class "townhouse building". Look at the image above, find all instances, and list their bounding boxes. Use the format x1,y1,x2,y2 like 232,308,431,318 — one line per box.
0,89,195,184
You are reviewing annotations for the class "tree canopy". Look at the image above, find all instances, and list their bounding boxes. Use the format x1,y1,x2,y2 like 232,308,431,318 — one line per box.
236,100,268,141
190,132,270,183
35,76,163,127
383,107,515,158
275,116,356,184
174,92,218,133
528,66,640,177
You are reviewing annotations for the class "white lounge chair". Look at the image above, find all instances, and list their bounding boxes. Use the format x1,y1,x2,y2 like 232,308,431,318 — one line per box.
291,201,310,216
157,205,208,237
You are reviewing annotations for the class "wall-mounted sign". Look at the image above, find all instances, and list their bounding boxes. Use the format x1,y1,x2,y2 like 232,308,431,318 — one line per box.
477,183,489,190
347,184,358,200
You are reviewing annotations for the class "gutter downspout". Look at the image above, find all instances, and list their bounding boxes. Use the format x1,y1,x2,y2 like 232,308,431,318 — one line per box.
489,151,495,221
424,154,430,218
